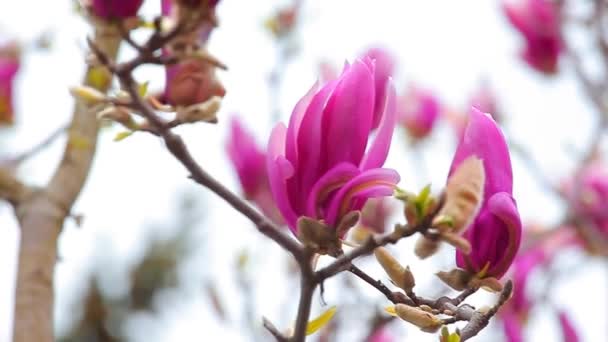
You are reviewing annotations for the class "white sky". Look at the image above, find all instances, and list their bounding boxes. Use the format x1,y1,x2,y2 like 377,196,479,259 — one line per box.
0,0,606,341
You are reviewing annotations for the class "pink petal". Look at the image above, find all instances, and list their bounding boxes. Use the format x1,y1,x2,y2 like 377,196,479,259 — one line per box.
360,79,397,170
557,311,579,342
267,124,298,231
306,162,360,218
450,107,513,198
286,81,319,165
320,59,375,170
487,192,522,278
502,312,524,342
325,168,400,227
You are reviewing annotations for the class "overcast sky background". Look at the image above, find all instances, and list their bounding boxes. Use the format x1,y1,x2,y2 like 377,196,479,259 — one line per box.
0,0,607,341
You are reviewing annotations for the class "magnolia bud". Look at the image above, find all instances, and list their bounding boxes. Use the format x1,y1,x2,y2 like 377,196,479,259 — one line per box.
414,236,440,259
97,106,138,130
374,247,415,292
69,85,107,105
433,156,485,233
175,96,221,124
394,304,442,333
436,268,473,291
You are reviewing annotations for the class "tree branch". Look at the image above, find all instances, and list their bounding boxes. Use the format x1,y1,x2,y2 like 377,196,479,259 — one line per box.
12,27,121,342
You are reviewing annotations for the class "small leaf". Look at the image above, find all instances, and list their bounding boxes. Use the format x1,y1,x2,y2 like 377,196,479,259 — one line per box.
384,306,397,316
306,306,337,335
113,130,134,142
138,81,149,98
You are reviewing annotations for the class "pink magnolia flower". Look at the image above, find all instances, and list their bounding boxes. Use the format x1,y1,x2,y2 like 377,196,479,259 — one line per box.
361,47,396,129
267,59,400,234
227,118,283,225
503,0,563,74
90,0,143,19
0,41,19,126
563,162,608,237
502,312,524,342
451,108,522,279
397,87,440,140
557,311,579,342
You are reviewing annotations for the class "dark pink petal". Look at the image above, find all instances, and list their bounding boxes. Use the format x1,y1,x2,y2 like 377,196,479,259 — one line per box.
267,123,298,231
294,79,340,206
450,107,513,198
557,311,579,342
305,162,359,218
486,192,522,278
325,168,399,227
361,47,396,129
321,60,375,170
360,80,397,170
286,82,320,166
91,0,143,18
226,118,267,197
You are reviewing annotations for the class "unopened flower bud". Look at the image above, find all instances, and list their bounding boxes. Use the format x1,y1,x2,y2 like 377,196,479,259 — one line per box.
70,85,107,105
433,156,485,233
436,268,473,291
374,247,415,292
97,106,138,130
414,236,440,259
393,304,442,333
175,95,221,124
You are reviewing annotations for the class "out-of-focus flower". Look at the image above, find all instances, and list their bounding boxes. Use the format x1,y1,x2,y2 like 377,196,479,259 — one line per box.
161,0,225,107
318,60,338,83
360,197,396,234
163,59,226,107
557,311,579,342
397,86,440,141
367,328,394,342
361,47,396,128
469,82,500,122
227,118,284,225
0,41,20,126
503,0,563,74
563,162,608,238
265,5,298,38
267,59,399,234
502,312,524,342
89,0,143,19
451,108,521,279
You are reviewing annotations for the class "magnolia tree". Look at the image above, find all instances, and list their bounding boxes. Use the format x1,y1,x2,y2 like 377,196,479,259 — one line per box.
0,0,606,341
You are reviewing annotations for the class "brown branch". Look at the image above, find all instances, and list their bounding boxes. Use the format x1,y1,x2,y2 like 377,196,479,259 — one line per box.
459,280,513,341
12,28,121,342
263,317,289,342
0,168,29,205
291,252,316,342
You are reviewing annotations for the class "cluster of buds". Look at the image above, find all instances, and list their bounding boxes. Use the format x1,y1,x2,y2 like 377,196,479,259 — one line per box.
159,0,226,113
0,39,20,126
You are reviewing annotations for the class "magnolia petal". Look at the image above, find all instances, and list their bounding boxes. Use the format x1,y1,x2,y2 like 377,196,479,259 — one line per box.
325,168,400,226
487,192,522,278
360,79,397,171
450,107,513,198
295,79,341,205
286,81,319,165
321,59,375,169
502,312,524,342
267,124,298,230
305,162,360,218
557,311,580,342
